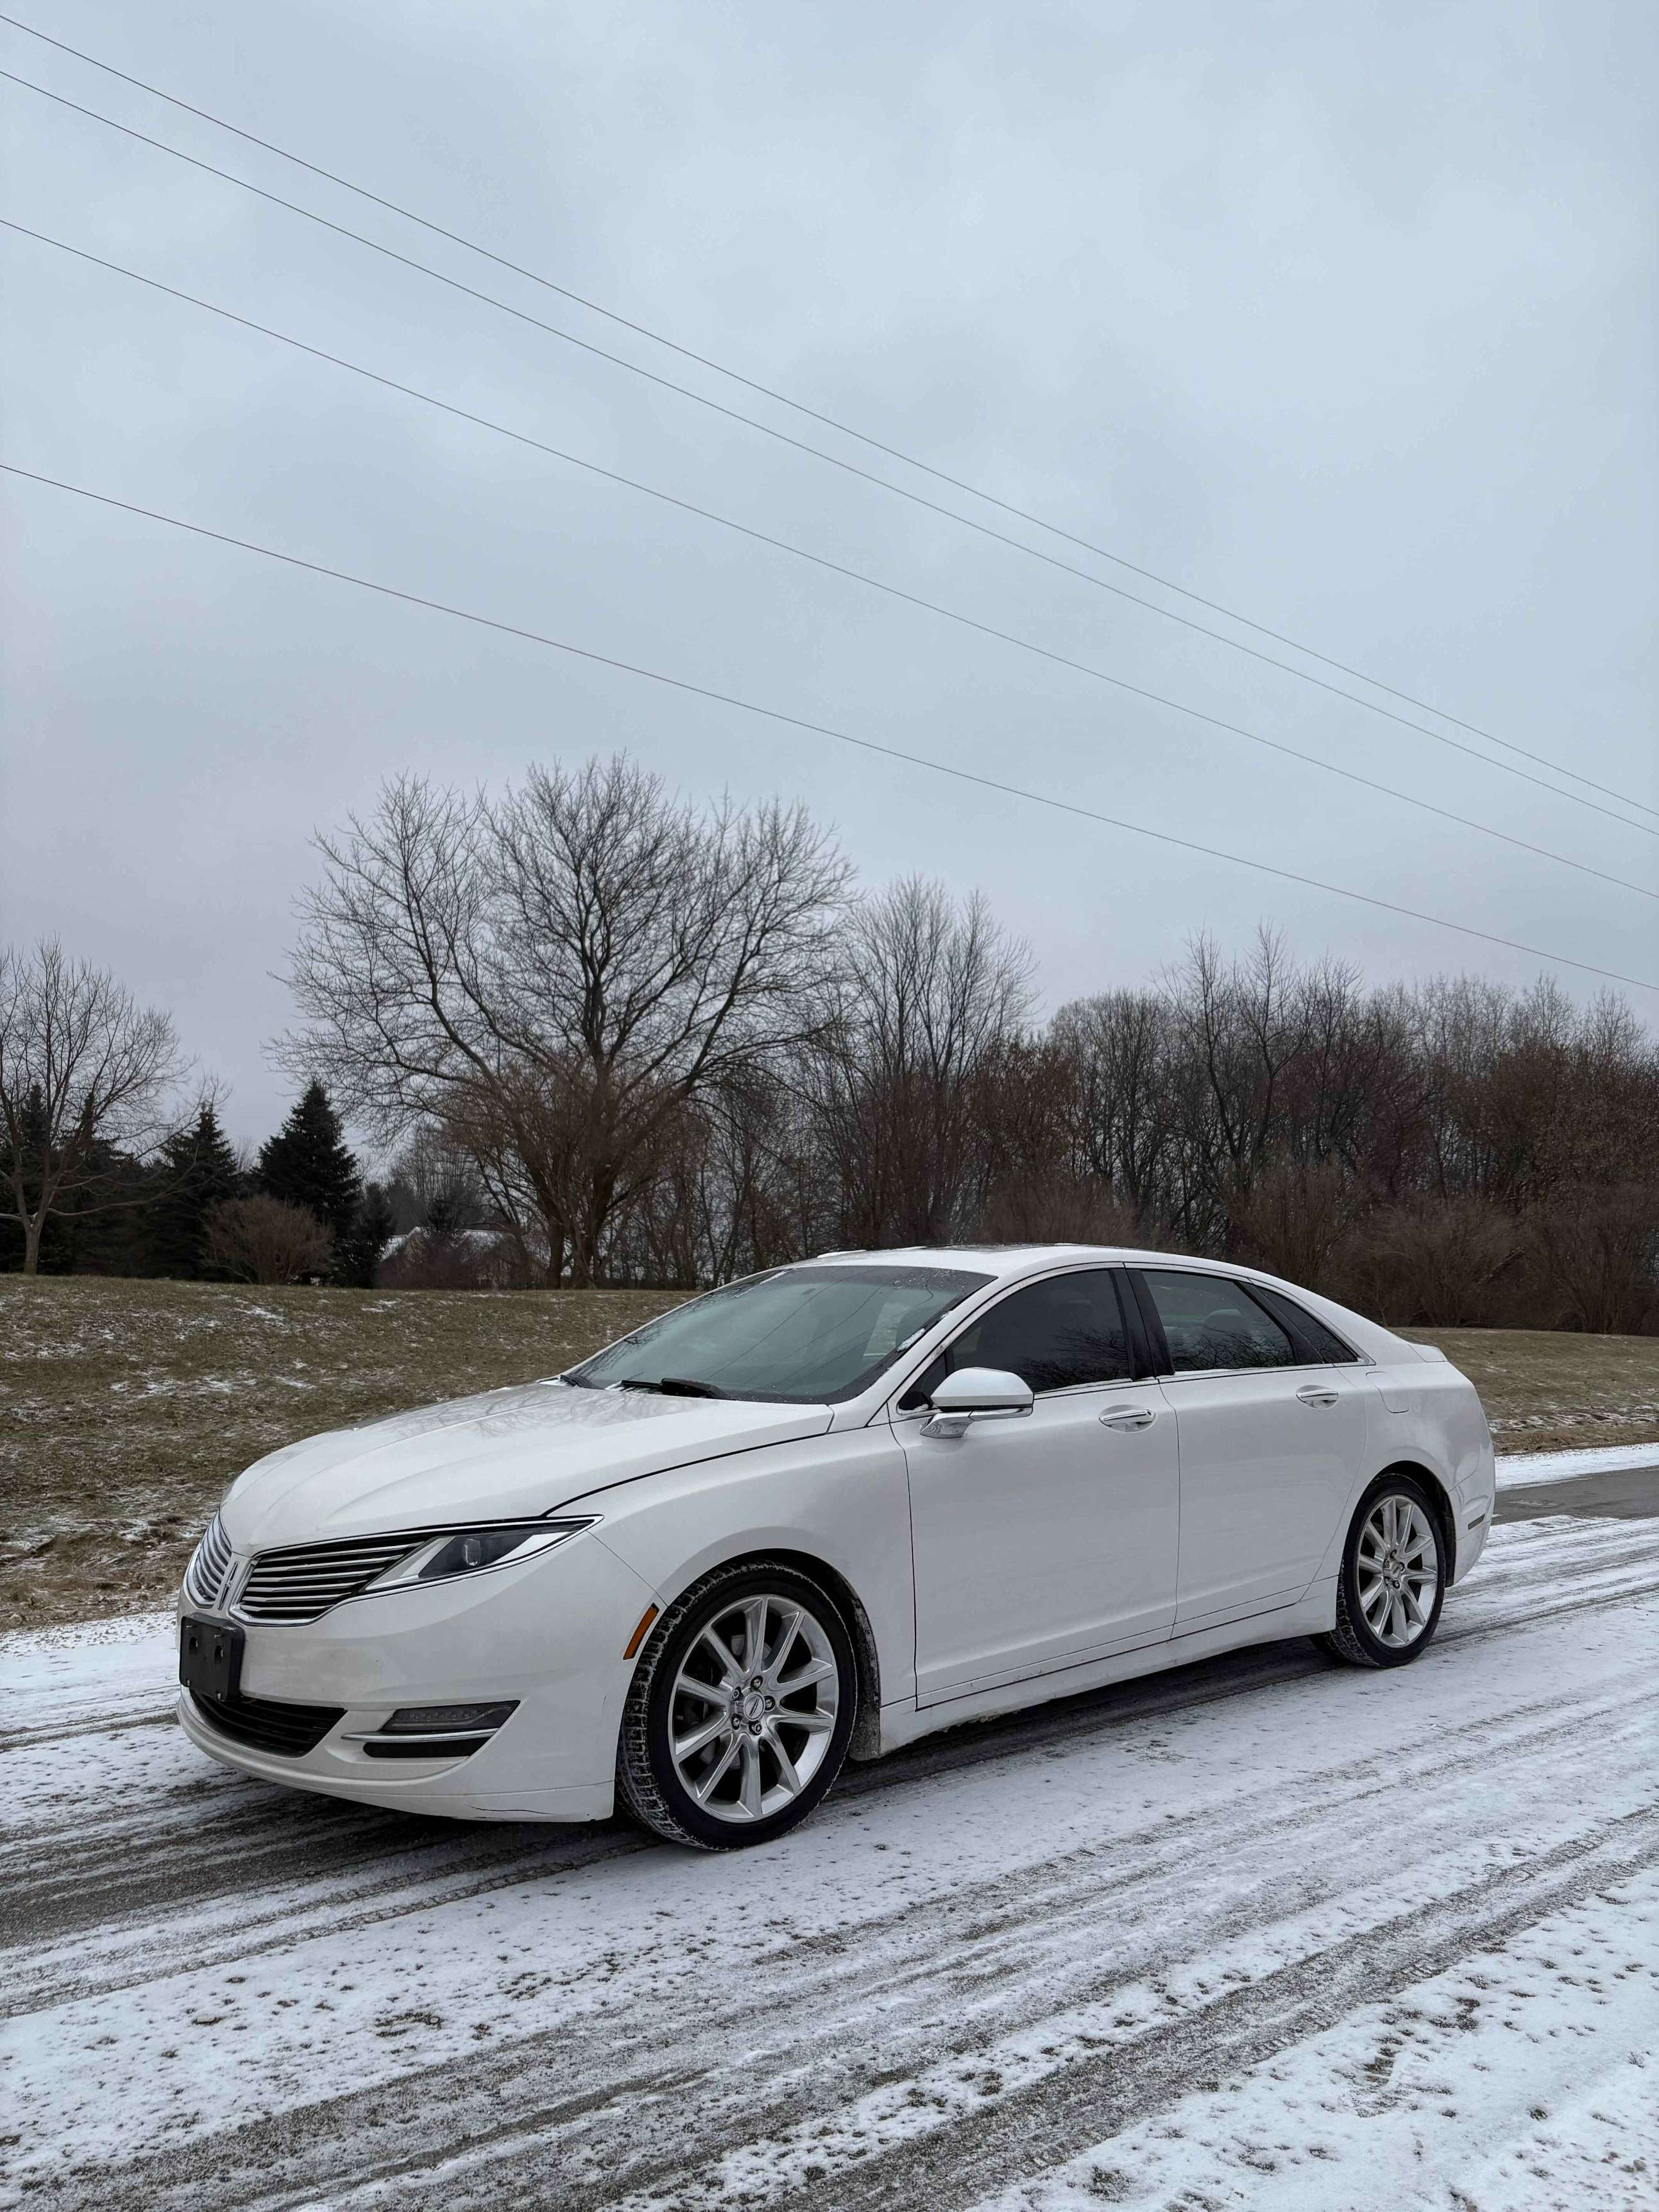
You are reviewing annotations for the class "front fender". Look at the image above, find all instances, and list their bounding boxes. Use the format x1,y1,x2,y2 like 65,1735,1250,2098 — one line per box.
565,1427,916,1707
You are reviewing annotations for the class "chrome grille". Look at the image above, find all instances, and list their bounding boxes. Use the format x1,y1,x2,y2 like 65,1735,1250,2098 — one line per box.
183,1515,234,1608
236,1531,426,1624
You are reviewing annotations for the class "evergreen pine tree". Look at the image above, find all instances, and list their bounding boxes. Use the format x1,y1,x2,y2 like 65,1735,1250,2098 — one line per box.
334,1181,398,1289
148,1102,242,1278
257,1081,361,1244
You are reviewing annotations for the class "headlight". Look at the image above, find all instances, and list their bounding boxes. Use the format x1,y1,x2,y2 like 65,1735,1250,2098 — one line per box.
365,1519,596,1592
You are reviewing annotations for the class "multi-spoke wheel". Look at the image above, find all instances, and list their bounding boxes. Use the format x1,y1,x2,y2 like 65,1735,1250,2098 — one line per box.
617,1561,857,1848
1318,1472,1447,1669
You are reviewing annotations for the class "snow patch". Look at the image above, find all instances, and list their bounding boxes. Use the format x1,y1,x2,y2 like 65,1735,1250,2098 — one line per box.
970,1875,1659,2212
1496,1440,1659,1487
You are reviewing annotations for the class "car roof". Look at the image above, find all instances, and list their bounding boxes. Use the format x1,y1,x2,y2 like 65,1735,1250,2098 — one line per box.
801,1244,1239,1284
796,1243,1409,1366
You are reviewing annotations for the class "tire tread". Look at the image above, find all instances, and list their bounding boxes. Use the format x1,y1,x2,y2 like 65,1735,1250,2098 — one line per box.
1316,1470,1446,1671
615,1556,853,1850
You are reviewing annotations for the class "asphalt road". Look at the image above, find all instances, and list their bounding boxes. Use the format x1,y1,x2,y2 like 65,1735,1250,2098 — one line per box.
1495,1459,1659,1521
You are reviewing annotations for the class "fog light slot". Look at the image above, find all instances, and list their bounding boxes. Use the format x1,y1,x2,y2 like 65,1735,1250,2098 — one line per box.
381,1701,518,1736
341,1702,520,1757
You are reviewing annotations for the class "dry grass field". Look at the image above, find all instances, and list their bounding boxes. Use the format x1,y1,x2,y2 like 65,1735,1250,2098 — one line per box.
1397,1326,1659,1454
3,1278,1656,1628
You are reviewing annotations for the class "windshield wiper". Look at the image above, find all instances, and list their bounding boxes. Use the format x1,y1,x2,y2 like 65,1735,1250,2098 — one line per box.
615,1375,727,1399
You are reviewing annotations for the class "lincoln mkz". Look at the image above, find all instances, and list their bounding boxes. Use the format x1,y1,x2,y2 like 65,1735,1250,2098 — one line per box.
178,1246,1494,1847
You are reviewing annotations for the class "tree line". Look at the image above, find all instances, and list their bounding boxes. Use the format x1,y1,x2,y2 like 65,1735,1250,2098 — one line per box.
6,753,1658,1331
0,997,391,1284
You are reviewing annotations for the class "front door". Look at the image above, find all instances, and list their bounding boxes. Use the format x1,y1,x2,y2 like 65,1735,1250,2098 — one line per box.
899,1268,1180,1704
1133,1268,1366,1629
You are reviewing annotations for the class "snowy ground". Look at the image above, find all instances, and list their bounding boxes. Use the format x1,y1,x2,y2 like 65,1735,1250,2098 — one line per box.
1495,1440,1659,1486
2,1476,1656,2210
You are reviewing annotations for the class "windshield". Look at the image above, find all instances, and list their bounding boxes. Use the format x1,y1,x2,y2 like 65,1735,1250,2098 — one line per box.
566,1264,992,1404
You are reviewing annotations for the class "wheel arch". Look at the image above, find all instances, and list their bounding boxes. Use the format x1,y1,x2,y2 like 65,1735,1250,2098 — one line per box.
643,1545,885,1763
1364,1458,1458,1577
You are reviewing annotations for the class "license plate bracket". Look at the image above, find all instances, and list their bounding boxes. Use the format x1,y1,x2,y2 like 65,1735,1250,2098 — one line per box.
179,1613,244,1701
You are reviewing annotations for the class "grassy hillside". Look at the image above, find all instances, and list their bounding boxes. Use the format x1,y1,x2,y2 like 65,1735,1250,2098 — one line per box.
1397,1327,1659,1453
3,1278,1656,1628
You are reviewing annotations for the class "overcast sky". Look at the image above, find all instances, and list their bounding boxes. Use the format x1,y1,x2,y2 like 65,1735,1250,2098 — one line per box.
3,0,1654,1151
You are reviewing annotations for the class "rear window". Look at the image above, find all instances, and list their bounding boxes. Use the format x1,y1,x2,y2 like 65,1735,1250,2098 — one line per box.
1250,1285,1363,1365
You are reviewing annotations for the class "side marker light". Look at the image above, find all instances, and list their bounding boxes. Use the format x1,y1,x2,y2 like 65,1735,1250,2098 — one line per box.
624,1604,659,1660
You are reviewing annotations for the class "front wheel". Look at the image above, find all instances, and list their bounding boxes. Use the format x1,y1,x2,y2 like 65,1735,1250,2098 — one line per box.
1316,1474,1446,1669
617,1561,857,1849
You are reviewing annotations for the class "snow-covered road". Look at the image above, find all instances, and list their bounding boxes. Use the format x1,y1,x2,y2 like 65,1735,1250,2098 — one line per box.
3,1497,1657,2212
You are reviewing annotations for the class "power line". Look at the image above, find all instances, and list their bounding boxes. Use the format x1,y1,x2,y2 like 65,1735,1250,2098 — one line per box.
4,458,1653,996
5,8,1655,832
4,60,1656,846
12,212,1657,911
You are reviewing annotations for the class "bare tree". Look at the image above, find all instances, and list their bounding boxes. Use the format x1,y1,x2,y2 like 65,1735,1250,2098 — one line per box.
279,758,851,1284
0,941,185,1275
1160,928,1309,1218
382,1126,489,1236
802,879,1034,1247
1526,1184,1659,1336
1348,1196,1524,1326
1048,990,1175,1222
1230,1159,1361,1288
204,1195,334,1285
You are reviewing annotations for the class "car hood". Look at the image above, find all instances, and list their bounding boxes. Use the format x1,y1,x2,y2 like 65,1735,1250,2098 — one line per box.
217,1382,833,1552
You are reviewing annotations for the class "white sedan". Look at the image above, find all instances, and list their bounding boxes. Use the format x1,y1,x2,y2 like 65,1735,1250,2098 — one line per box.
177,1245,1495,1848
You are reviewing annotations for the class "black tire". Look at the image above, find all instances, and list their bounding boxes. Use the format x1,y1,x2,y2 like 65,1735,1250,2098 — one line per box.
616,1559,858,1850
1316,1470,1447,1669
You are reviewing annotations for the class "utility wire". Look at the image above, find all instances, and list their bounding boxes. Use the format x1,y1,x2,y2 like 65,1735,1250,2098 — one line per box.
4,59,1656,846
4,8,1654,831
12,212,1656,909
4,459,1653,996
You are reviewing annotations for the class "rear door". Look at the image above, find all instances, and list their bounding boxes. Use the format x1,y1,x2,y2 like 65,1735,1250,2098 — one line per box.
1130,1268,1368,1630
899,1268,1179,1703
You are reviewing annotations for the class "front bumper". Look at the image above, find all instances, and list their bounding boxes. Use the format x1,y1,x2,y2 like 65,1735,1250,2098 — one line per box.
176,1528,658,1823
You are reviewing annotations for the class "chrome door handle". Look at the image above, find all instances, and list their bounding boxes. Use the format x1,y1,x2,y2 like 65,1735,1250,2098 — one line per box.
1098,1405,1156,1429
1295,1384,1340,1407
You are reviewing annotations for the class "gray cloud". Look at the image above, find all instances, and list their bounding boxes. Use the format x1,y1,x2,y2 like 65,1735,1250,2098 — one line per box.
3,0,1653,1148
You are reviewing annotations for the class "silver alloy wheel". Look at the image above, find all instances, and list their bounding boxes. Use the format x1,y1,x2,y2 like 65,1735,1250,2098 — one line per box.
1357,1493,1440,1648
667,1592,841,1825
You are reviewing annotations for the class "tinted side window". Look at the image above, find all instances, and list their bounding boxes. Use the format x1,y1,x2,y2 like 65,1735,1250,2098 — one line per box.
1250,1285,1362,1365
1141,1270,1297,1374
899,1270,1133,1406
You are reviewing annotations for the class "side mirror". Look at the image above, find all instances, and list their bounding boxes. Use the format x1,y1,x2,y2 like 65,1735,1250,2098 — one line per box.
921,1366,1034,1439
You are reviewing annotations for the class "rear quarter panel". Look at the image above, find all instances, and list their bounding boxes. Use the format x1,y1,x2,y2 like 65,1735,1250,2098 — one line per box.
1364,1354,1495,1582
1255,1278,1495,1585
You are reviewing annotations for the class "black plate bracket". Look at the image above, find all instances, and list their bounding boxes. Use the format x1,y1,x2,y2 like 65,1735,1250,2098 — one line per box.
179,1613,245,1701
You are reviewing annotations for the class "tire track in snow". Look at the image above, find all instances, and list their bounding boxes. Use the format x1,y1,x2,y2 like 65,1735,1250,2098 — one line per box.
649,1809,1659,2212
4,1516,1658,2023
10,1529,1657,2211
30,1737,1659,2212
0,1707,174,1754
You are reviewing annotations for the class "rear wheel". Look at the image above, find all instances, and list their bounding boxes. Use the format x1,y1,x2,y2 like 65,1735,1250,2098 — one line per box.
1317,1474,1446,1669
617,1561,857,1849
